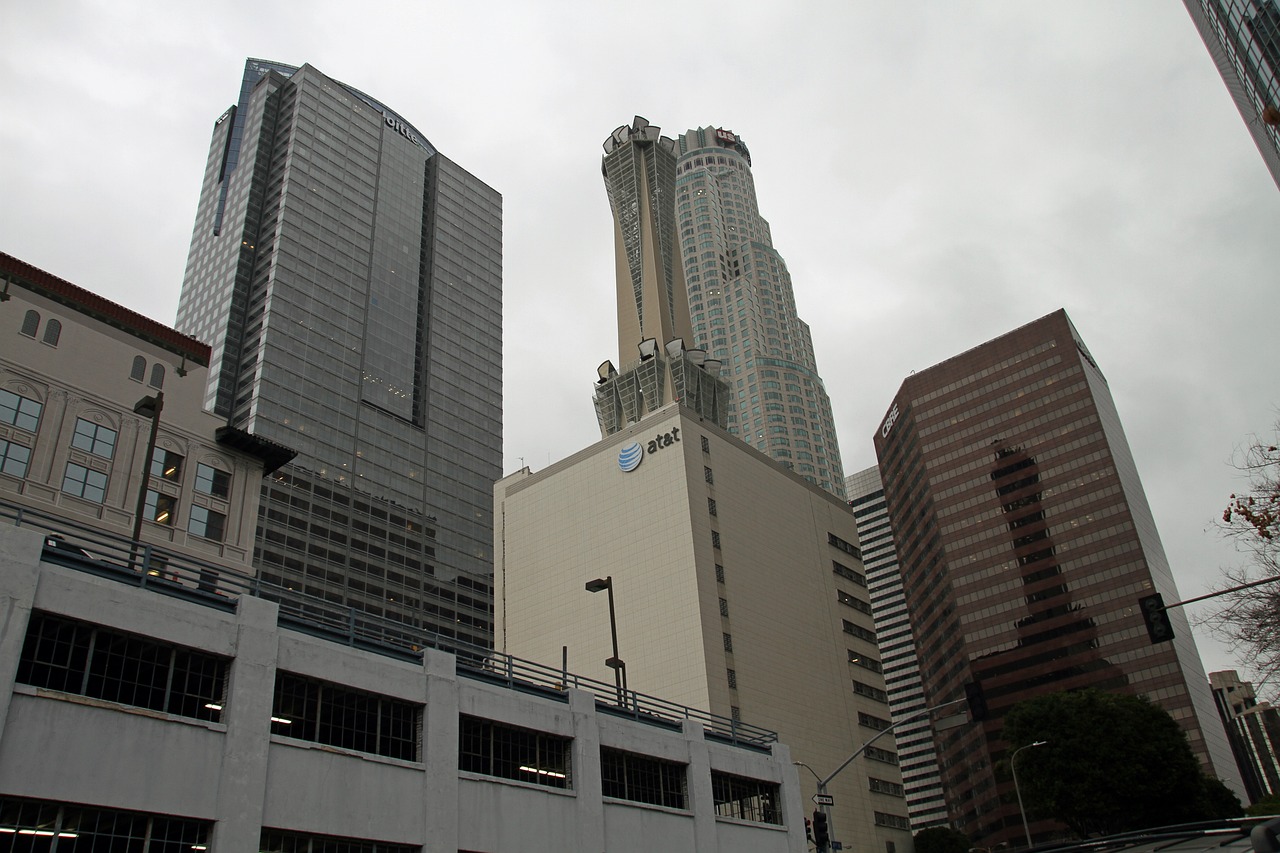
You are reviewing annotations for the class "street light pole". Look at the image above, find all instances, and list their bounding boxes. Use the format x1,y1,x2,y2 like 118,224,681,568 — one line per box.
1011,740,1048,849
585,576,628,706
130,392,164,560
797,697,967,851
794,761,826,851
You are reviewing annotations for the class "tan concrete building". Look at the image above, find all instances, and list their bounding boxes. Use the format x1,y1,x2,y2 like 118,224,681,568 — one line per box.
0,251,290,568
1211,670,1280,803
495,403,913,853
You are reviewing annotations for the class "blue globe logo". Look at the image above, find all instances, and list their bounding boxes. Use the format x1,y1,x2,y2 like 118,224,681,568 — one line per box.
618,442,644,472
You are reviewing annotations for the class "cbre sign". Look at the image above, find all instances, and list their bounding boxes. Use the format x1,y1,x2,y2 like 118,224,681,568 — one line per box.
881,403,900,438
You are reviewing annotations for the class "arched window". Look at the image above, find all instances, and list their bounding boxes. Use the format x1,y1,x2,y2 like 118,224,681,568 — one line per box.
42,319,61,346
149,363,165,389
130,356,146,382
21,311,39,337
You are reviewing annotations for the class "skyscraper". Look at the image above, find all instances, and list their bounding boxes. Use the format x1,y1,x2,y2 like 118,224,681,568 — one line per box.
1182,0,1280,188
493,118,911,850
873,310,1241,845
1210,670,1280,802
594,117,729,434
675,126,846,498
846,466,948,830
177,59,502,644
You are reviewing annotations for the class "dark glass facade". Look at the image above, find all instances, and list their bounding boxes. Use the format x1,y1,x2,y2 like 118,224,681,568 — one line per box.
176,60,501,643
1183,0,1280,188
873,310,1239,845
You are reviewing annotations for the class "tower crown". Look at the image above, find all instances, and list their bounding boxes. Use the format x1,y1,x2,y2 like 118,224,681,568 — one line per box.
594,117,728,435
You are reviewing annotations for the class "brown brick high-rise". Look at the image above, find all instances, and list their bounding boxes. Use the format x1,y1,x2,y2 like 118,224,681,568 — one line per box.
872,309,1241,845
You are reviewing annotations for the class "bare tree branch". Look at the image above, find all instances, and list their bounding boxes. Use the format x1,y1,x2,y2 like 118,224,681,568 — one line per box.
1197,421,1280,701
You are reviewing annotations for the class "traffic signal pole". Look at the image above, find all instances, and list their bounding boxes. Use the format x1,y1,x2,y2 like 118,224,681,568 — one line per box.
1166,574,1280,608
1138,573,1280,644
799,698,967,851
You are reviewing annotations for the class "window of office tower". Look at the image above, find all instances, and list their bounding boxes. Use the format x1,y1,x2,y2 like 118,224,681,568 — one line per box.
361,112,426,425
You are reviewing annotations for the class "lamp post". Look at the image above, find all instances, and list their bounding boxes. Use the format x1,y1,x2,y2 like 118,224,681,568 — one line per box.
585,576,628,706
1011,740,1047,849
131,392,164,558
794,762,827,850
796,697,968,852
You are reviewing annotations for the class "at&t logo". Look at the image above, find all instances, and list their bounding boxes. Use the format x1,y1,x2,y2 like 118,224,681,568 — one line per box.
618,442,644,472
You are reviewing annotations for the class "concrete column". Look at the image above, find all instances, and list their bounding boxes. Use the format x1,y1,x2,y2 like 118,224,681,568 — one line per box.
569,689,605,852
422,648,460,853
683,719,720,853
30,388,69,484
210,595,280,850
0,528,43,741
771,741,808,852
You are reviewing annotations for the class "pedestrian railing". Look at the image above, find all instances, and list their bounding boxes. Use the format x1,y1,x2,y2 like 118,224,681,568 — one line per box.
2,500,776,749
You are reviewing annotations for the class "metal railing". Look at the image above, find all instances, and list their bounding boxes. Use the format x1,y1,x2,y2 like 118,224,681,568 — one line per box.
2,500,777,749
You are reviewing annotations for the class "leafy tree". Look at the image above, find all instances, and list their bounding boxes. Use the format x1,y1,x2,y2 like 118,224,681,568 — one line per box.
914,826,971,853
1202,422,1280,699
1197,777,1244,821
1002,689,1239,837
1246,792,1280,817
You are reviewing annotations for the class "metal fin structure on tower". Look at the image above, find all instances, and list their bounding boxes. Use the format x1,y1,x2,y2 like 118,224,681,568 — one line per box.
595,117,729,435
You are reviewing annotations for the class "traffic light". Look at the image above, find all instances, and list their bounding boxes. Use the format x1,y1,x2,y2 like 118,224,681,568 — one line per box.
964,680,988,722
1139,593,1175,643
813,809,830,851
805,817,813,843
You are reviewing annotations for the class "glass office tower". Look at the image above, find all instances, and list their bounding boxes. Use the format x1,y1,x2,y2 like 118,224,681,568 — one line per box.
1182,0,1280,188
674,126,845,498
177,59,502,644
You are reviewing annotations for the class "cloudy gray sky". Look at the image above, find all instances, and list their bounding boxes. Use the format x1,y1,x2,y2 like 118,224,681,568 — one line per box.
3,1,1277,682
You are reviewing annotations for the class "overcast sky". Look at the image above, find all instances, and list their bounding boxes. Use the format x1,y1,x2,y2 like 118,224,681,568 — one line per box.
3,1,1277,683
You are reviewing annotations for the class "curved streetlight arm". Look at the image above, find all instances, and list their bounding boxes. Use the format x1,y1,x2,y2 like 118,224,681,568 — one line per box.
820,697,965,788
1012,740,1048,848
792,760,822,785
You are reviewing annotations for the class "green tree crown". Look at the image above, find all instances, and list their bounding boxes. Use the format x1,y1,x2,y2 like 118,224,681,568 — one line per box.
1002,689,1241,837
